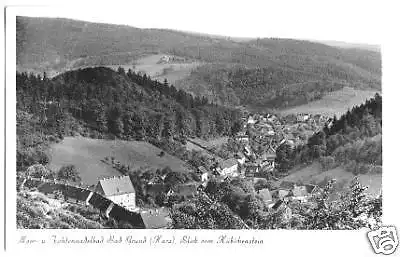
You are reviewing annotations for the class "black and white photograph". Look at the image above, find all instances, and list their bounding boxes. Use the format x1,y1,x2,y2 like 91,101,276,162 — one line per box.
3,1,400,256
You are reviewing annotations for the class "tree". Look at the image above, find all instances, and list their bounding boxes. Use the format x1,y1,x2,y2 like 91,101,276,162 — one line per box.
276,143,294,172
170,194,246,229
57,165,81,182
162,115,176,140
164,171,187,189
108,105,124,137
117,67,125,75
281,178,382,230
26,164,54,179
87,99,108,133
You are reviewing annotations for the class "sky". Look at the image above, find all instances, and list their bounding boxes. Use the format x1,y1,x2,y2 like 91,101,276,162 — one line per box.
6,0,387,45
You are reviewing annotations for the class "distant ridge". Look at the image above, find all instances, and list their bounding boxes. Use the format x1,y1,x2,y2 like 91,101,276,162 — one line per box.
313,39,380,52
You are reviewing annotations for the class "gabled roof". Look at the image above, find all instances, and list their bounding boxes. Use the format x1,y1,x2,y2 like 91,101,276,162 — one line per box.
278,189,290,198
220,158,238,169
198,166,208,174
258,189,272,202
293,186,308,197
305,184,318,194
97,175,135,197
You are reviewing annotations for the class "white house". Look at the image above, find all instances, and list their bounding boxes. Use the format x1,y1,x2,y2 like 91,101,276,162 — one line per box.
257,188,273,205
237,135,249,143
235,152,246,165
292,185,309,202
95,175,136,211
247,116,256,125
218,158,239,177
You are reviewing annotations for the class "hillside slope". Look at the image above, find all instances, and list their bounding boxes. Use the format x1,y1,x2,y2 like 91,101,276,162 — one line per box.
48,137,190,185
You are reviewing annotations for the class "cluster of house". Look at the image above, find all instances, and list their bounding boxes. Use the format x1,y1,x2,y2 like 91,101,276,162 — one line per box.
275,112,331,125
254,180,320,214
231,112,333,174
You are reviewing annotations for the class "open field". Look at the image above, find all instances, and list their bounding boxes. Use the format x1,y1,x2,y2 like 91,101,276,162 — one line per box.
48,137,190,185
278,162,382,196
108,54,202,85
278,87,379,117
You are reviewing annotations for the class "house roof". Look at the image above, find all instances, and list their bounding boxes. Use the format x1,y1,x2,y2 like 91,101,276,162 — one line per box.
198,166,208,173
305,184,318,194
97,175,135,197
220,158,238,169
258,189,272,202
278,190,290,198
263,153,276,160
293,186,308,197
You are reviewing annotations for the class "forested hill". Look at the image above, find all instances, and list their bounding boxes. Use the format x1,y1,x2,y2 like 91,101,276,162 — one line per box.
17,16,380,79
176,39,381,108
276,93,382,175
17,16,246,74
16,67,242,170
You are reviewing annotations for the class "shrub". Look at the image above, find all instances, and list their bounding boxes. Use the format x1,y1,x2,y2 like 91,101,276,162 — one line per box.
26,164,52,178
57,165,81,182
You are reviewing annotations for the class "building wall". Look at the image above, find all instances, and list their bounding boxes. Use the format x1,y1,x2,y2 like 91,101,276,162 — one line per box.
201,173,208,182
222,164,238,176
108,193,136,209
237,158,246,165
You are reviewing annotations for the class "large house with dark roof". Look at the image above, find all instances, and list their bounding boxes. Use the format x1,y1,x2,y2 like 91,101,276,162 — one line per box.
95,175,136,211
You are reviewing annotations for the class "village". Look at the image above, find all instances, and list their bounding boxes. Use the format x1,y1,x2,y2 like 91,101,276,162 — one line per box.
18,110,333,229
186,111,332,209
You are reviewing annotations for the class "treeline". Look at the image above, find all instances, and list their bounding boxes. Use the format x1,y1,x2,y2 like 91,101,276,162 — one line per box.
16,67,242,171
276,93,382,174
